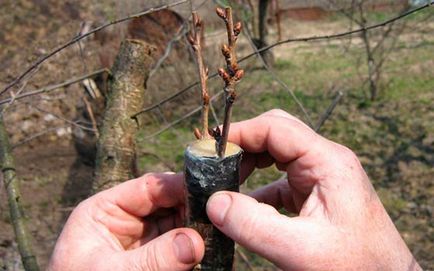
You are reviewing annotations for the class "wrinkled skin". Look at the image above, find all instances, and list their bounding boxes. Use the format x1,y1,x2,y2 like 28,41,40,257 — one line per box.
49,109,421,271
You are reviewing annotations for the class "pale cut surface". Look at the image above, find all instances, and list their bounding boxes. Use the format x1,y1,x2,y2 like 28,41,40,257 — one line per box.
188,139,241,157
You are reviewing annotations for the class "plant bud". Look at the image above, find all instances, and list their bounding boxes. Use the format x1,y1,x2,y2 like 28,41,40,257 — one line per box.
234,22,242,36
234,69,244,81
193,13,201,28
221,44,231,58
216,8,226,19
231,63,238,72
188,34,195,46
193,127,202,139
218,68,230,82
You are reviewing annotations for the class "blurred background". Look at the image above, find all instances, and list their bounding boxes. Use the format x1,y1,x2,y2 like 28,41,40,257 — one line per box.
0,0,433,269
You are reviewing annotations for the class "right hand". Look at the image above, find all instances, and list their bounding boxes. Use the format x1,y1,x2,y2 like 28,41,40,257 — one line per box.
206,109,420,270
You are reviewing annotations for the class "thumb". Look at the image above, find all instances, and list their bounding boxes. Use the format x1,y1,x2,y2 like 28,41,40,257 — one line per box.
119,228,204,271
206,191,317,269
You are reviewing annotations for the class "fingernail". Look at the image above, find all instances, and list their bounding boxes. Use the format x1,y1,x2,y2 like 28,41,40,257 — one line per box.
207,192,231,226
173,233,195,264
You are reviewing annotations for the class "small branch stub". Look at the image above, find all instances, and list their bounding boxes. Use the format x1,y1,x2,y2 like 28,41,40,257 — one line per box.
184,139,243,271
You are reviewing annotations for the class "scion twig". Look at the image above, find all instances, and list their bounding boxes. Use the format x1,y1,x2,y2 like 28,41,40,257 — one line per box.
216,7,244,158
188,12,210,139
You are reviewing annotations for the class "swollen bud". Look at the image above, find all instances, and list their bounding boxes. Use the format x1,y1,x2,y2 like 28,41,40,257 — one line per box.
218,68,230,82
193,13,203,29
234,22,242,36
216,8,226,19
234,69,244,81
221,44,231,58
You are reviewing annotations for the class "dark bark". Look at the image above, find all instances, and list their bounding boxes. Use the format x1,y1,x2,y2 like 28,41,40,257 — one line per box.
0,116,40,271
184,139,242,271
253,0,274,66
93,39,154,192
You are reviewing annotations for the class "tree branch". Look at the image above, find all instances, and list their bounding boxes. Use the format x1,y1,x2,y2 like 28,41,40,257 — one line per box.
0,115,40,271
188,12,210,139
131,1,433,118
216,7,244,158
0,69,108,106
93,39,154,192
0,0,187,97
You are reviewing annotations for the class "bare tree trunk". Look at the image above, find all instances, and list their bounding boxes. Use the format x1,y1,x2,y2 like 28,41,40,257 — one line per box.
93,39,154,192
0,116,40,271
255,0,274,66
361,29,378,101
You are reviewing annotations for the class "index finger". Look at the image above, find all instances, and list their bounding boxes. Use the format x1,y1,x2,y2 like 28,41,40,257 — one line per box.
228,109,320,166
95,172,185,217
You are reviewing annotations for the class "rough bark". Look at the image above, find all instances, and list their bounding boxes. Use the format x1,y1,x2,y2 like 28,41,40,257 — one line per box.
93,39,154,192
184,139,243,271
0,115,40,271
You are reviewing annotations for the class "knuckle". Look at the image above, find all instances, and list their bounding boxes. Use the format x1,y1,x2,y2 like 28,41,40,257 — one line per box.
263,108,290,118
337,145,360,165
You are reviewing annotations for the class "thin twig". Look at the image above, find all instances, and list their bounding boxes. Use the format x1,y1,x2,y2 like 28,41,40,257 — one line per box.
235,247,255,271
0,0,188,97
26,103,95,133
188,12,210,139
12,126,69,149
143,91,224,140
149,23,188,78
314,91,344,132
0,69,108,106
209,100,220,126
241,1,433,60
216,7,244,158
82,96,100,138
130,2,433,118
242,21,314,127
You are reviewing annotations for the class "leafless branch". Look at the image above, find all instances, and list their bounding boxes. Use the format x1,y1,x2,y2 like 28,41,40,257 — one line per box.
26,103,95,133
235,247,255,271
143,91,224,140
0,69,108,106
188,11,210,139
82,96,100,138
314,91,344,132
242,20,314,127
0,116,40,271
209,100,220,126
216,7,244,158
136,150,176,172
149,23,188,78
0,0,188,97
12,126,69,149
130,2,432,118
239,2,434,62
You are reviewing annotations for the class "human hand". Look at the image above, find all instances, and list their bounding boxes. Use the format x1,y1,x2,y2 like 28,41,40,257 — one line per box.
48,173,204,271
206,109,421,270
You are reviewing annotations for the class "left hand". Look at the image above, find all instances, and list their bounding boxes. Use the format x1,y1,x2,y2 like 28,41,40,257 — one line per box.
48,173,205,271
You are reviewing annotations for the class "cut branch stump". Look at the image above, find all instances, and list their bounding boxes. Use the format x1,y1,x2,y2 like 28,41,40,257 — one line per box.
184,139,243,270
93,39,154,192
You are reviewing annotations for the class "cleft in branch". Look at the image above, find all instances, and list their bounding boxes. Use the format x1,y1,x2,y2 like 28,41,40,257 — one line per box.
215,7,244,158
188,12,211,140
